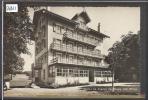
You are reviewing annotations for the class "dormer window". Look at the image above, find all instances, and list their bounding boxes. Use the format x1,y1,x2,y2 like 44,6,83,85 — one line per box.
71,11,91,24
79,21,86,29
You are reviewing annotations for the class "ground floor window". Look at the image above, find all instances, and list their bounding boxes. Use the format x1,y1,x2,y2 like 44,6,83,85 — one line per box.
57,68,62,76
56,67,89,77
95,70,112,77
63,68,68,77
48,66,55,77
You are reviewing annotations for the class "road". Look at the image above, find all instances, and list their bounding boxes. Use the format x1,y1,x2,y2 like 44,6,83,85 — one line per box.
4,83,144,99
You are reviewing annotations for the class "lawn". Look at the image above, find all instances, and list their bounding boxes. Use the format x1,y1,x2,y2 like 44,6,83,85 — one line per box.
80,85,140,95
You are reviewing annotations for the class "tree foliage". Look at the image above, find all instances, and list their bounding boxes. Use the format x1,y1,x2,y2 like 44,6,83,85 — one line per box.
4,6,33,75
107,32,140,82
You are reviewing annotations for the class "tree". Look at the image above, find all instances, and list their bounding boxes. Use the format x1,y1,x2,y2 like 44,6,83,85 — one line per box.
4,6,33,75
107,32,140,82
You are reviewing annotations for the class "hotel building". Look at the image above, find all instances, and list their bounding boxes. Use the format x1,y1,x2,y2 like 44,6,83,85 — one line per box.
32,9,112,87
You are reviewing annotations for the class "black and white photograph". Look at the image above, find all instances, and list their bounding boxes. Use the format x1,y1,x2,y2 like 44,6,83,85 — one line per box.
3,5,144,99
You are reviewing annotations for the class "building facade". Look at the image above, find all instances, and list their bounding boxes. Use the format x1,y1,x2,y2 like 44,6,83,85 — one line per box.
32,9,112,87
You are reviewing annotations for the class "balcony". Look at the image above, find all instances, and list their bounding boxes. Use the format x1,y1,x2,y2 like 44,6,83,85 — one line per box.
34,63,42,70
63,32,97,47
50,57,108,68
50,43,104,59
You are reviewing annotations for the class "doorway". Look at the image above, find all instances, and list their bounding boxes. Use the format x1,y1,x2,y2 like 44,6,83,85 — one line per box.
89,69,94,82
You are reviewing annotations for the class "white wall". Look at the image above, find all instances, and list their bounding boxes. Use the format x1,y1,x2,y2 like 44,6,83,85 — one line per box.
55,76,89,86
95,77,112,83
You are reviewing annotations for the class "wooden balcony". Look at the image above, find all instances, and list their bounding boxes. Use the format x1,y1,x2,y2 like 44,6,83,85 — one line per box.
50,57,103,68
50,43,104,59
63,32,97,47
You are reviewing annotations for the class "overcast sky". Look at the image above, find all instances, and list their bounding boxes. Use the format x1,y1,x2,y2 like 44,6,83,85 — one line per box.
21,7,140,71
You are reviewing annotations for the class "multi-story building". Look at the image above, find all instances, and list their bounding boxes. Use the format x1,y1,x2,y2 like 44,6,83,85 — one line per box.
32,9,112,87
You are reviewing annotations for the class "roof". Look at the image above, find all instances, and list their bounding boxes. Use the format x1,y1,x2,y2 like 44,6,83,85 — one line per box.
33,9,77,26
88,28,110,38
33,9,110,38
71,11,91,24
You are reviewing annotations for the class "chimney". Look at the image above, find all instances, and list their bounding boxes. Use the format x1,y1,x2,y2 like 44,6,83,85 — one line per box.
98,23,100,33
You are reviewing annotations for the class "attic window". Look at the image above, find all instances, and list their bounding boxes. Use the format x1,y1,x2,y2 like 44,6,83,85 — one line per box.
79,21,86,29
53,23,62,34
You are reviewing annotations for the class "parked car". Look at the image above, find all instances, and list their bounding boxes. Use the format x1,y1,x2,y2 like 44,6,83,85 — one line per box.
10,79,32,88
9,74,32,88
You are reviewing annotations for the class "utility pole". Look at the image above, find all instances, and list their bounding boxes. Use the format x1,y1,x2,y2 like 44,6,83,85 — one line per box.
112,65,115,92
111,50,117,92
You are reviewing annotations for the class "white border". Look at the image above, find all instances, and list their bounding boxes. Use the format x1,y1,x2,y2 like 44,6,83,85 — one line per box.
2,0,4,100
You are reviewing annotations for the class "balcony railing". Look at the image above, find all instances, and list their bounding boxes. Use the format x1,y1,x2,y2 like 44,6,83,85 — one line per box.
50,57,104,68
63,33,98,47
50,43,104,59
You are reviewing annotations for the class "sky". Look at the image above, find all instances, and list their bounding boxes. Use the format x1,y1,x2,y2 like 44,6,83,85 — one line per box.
21,7,140,71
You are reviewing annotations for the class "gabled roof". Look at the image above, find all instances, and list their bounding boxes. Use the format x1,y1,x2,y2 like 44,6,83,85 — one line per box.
33,9,77,26
88,28,110,38
71,11,91,24
33,9,110,38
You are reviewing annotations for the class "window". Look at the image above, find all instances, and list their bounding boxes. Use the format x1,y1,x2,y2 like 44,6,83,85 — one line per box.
56,53,62,62
73,32,77,39
53,23,61,34
78,44,83,53
74,69,79,77
90,35,94,42
67,41,74,51
87,58,92,65
57,68,62,76
87,47,92,56
69,69,74,77
69,55,74,64
106,71,112,77
83,46,87,53
95,71,101,77
42,26,46,37
61,27,67,34
62,68,68,77
77,32,84,41
79,21,86,30
39,18,42,27
80,70,84,77
42,39,46,48
57,25,61,33
102,71,106,77
38,31,42,38
78,56,84,65
43,69,45,80
84,70,88,77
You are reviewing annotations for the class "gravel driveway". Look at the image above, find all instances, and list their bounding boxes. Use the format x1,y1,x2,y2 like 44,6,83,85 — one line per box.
4,83,143,99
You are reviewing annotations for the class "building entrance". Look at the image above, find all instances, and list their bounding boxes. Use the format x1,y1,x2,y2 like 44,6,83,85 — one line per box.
89,69,94,82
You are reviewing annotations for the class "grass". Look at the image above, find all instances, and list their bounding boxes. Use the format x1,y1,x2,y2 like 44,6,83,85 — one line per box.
80,86,140,95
